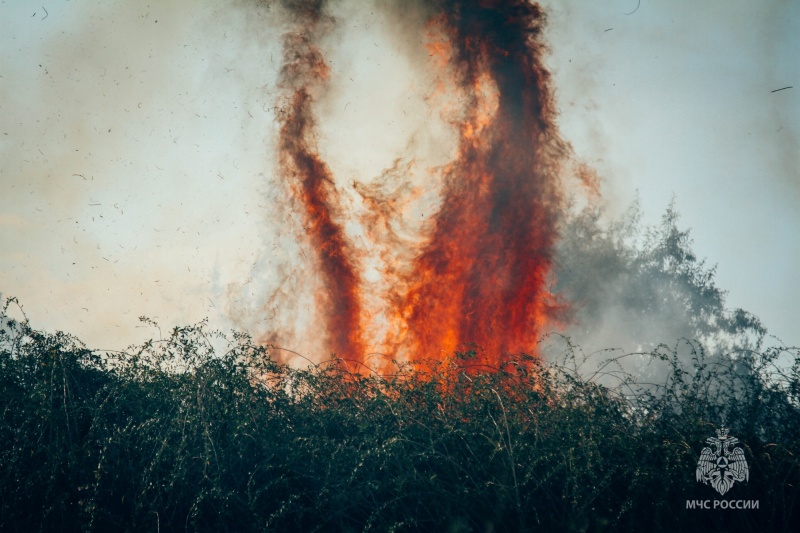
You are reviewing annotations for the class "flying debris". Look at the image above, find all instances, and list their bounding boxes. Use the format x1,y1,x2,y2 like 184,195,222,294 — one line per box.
624,0,641,16
270,0,575,371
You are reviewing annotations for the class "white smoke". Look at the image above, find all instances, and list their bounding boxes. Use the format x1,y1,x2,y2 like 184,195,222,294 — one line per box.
1,0,795,363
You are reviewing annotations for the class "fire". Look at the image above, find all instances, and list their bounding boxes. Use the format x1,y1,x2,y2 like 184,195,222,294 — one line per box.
276,28,365,366
271,1,573,372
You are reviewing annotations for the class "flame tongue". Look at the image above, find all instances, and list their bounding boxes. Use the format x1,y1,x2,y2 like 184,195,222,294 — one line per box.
277,26,365,367
274,1,570,369
398,2,568,367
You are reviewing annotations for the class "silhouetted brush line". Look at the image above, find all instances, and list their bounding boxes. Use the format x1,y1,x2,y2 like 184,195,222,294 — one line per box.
1,307,798,532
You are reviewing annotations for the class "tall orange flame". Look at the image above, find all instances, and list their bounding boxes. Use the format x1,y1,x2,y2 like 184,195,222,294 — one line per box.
277,28,365,368
273,1,571,372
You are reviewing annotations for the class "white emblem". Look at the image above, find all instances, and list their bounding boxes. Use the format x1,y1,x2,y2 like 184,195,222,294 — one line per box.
696,427,749,495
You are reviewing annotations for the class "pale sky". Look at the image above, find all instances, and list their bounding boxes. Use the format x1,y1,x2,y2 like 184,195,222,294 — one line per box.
1,0,797,351
542,0,799,346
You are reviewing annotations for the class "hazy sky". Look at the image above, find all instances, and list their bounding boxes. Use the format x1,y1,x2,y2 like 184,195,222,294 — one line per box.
1,0,797,351
541,0,799,346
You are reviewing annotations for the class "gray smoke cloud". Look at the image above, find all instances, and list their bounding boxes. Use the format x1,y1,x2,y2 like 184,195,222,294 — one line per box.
545,198,769,386
1,0,794,376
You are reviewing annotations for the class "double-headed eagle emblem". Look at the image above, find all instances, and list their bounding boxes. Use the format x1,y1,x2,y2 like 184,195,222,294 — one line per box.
696,427,749,495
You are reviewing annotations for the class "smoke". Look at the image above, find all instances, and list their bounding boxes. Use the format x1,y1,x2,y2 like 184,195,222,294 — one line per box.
0,0,277,349
273,1,365,362
545,198,769,386
238,0,592,371
2,0,790,375
229,0,772,373
391,1,572,367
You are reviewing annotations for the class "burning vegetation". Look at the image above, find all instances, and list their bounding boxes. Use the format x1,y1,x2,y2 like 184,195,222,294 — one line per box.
271,0,574,370
1,304,798,531
2,0,798,531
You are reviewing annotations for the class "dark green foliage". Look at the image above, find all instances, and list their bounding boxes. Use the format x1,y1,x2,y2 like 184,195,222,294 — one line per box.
1,298,798,532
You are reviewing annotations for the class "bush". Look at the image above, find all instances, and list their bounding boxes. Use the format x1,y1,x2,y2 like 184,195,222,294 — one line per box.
1,301,798,532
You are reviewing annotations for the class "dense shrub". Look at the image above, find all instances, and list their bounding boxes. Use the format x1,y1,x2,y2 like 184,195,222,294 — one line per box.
1,301,798,532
